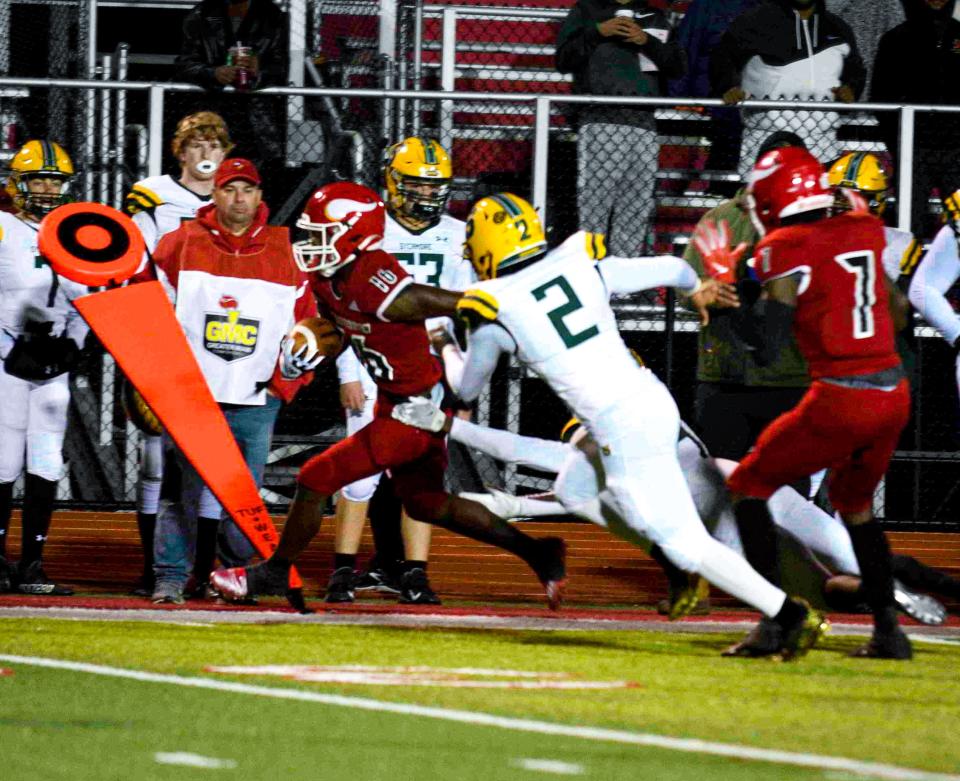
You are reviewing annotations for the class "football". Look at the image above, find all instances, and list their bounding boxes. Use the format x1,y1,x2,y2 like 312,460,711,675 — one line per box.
288,315,344,361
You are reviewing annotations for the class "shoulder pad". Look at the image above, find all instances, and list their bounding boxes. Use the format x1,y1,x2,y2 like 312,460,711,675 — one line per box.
456,288,499,330
123,184,164,216
584,231,607,260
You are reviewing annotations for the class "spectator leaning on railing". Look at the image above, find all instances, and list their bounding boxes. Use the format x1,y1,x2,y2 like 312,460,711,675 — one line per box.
710,0,865,177
556,0,686,258
174,0,287,168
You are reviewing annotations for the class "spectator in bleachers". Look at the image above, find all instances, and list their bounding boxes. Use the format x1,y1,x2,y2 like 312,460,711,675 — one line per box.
174,0,287,168
668,0,762,177
871,0,960,238
137,158,316,605
824,1,904,95
556,0,686,257
710,0,865,177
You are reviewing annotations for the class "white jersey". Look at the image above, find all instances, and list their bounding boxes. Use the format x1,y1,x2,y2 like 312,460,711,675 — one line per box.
0,211,88,359
909,224,960,344
465,232,697,425
336,212,473,387
882,226,920,283
125,174,211,255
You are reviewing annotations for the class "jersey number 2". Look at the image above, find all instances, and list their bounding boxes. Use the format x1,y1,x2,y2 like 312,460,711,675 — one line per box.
531,275,599,349
834,250,877,339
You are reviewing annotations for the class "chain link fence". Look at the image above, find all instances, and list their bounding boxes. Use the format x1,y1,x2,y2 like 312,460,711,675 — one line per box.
4,0,960,528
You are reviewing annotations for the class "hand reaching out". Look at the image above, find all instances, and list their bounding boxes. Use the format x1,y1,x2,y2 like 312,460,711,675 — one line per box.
692,219,747,284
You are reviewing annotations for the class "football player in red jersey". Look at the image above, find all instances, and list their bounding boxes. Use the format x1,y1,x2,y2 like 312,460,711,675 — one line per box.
211,182,566,608
699,147,913,659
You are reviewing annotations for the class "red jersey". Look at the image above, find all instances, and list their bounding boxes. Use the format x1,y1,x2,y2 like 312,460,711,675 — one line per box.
310,249,442,397
753,212,900,379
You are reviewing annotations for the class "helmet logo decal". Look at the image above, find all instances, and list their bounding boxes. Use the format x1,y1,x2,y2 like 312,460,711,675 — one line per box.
325,198,378,221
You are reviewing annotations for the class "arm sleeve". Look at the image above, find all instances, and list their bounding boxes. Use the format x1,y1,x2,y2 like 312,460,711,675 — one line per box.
449,417,570,473
336,348,363,384
555,5,601,75
909,227,960,345
456,323,517,403
598,255,700,296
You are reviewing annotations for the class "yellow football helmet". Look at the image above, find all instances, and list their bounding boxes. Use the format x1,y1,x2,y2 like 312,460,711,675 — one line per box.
384,136,452,225
827,152,888,216
463,193,547,280
5,139,74,216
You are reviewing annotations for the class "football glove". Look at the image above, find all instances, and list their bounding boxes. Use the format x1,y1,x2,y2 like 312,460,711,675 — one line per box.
3,332,80,381
692,219,747,284
391,396,447,433
278,335,323,380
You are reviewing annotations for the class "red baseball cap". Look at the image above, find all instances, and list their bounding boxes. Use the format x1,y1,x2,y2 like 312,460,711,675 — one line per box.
215,158,261,188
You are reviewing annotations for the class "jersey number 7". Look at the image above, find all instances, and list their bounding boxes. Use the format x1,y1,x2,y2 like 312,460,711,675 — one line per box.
834,250,877,340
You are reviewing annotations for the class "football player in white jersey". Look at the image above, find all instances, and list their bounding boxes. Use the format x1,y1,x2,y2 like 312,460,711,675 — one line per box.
123,112,232,598
327,137,474,605
395,192,828,658
0,140,87,595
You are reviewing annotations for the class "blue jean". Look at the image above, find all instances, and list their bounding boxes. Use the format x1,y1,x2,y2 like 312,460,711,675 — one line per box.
153,395,281,588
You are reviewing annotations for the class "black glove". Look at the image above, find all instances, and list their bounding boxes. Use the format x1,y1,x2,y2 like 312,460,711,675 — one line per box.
3,328,80,381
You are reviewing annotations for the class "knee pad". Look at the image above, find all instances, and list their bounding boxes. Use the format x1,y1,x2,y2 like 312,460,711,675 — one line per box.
658,531,708,574
342,471,382,503
26,431,65,482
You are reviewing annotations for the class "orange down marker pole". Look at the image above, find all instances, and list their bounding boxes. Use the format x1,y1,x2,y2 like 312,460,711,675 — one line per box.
39,204,306,602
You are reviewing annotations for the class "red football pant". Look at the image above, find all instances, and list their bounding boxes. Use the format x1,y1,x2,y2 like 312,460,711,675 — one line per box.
728,379,910,514
297,397,449,520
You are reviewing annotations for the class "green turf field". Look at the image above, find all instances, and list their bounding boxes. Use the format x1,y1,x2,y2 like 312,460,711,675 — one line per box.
2,617,959,780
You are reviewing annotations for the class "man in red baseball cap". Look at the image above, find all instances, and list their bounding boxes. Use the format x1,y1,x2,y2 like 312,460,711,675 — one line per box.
212,158,262,239
131,155,317,605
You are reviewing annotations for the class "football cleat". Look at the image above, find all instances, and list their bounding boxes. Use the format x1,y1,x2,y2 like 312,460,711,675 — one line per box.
324,566,357,604
399,568,441,605
893,579,946,626
850,627,913,660
778,600,829,661
460,488,525,521
355,567,401,594
661,575,711,621
531,536,567,612
15,560,73,596
210,566,250,601
721,617,783,658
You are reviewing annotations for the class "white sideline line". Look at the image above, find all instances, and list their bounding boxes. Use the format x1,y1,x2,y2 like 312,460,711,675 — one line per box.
2,655,958,781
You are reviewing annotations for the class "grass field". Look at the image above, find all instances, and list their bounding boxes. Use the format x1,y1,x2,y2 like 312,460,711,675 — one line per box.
2,610,960,781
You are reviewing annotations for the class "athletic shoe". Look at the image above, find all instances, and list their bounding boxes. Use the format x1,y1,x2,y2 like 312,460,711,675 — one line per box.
355,567,401,594
850,627,913,660
530,536,567,611
893,579,946,626
15,560,74,596
657,575,711,620
151,581,185,606
721,617,783,657
0,555,14,593
460,488,525,521
325,566,357,603
778,600,829,661
399,568,441,605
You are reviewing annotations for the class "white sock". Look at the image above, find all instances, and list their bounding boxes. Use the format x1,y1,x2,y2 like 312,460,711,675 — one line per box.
696,536,787,618
769,487,860,574
450,418,568,473
138,477,162,515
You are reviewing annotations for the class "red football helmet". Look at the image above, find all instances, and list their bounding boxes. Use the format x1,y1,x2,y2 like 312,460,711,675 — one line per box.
293,182,385,276
745,147,833,236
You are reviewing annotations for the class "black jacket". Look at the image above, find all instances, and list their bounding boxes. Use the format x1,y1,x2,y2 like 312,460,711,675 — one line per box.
871,0,960,148
174,0,287,90
710,0,865,100
555,0,685,127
